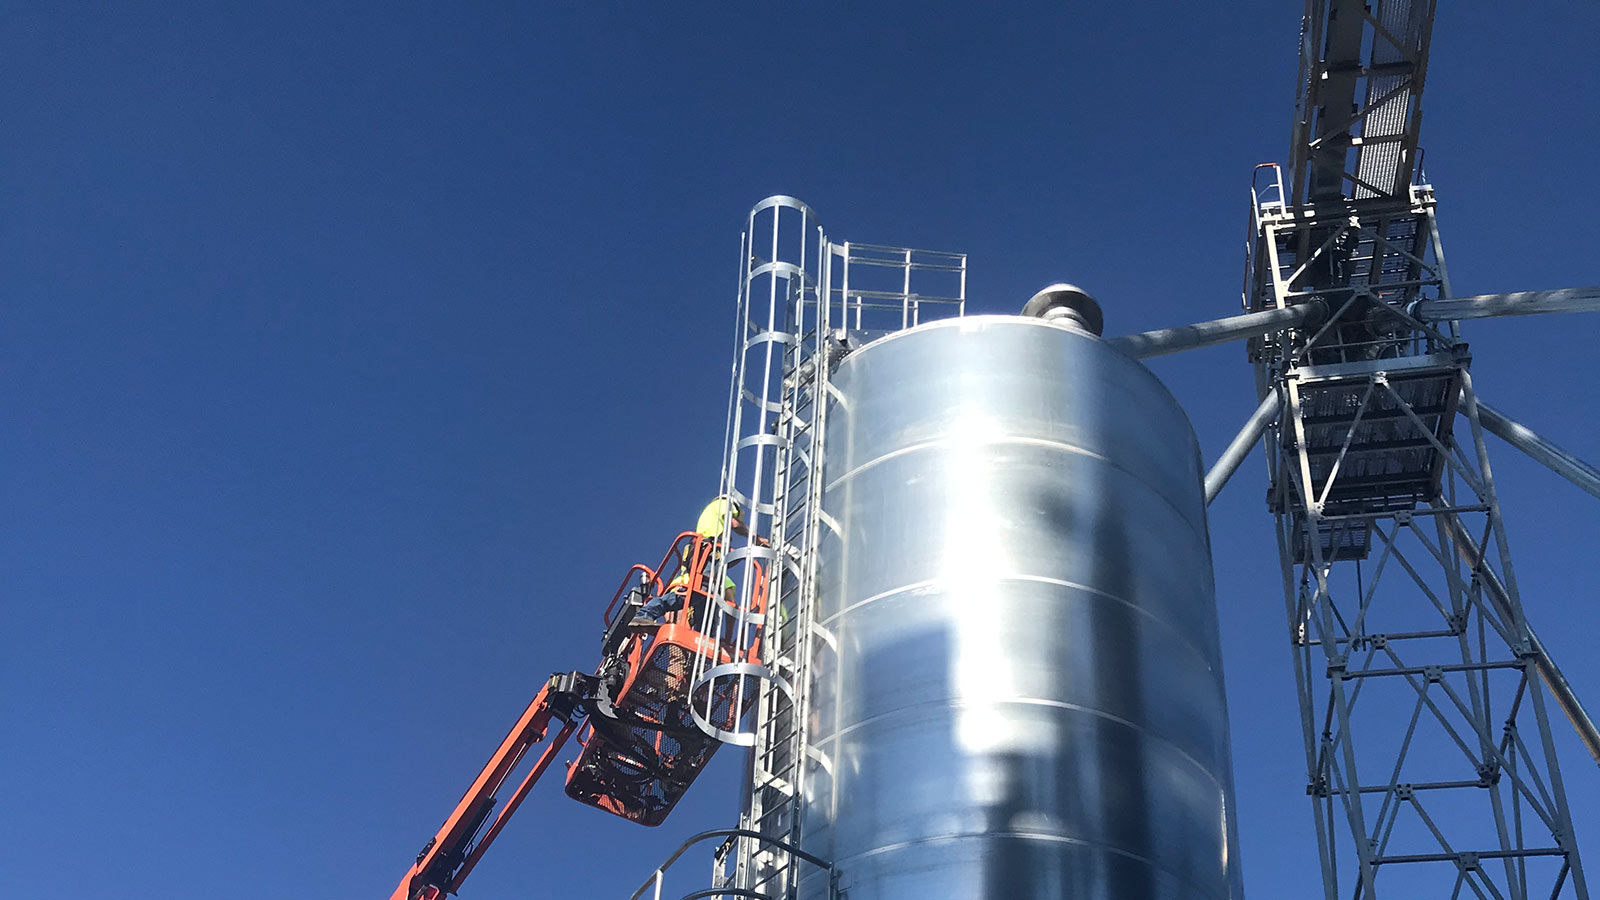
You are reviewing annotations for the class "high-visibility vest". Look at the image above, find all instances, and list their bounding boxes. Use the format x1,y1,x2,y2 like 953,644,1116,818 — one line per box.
669,569,736,593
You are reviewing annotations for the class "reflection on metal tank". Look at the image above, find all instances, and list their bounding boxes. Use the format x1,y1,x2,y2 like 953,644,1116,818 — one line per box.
799,315,1241,900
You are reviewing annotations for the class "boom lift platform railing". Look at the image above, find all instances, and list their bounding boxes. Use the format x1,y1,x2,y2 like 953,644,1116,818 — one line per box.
386,532,767,900
569,533,768,826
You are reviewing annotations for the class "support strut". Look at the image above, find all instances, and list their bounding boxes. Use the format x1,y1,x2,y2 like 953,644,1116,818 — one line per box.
1205,390,1282,505
1473,396,1600,501
1414,287,1600,321
1438,514,1600,767
1108,301,1327,360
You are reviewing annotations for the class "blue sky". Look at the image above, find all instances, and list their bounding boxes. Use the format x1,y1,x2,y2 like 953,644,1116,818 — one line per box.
2,3,1596,899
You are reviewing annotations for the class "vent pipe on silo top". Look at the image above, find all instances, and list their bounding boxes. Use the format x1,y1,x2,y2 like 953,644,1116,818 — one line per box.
1021,283,1104,336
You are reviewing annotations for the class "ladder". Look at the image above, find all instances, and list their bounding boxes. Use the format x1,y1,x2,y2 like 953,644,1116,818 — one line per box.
700,199,967,900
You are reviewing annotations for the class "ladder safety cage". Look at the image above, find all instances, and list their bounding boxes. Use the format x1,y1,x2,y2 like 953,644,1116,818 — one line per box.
689,196,965,900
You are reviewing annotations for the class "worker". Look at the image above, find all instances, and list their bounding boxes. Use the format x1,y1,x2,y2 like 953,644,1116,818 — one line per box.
692,494,763,550
631,569,737,628
632,495,767,626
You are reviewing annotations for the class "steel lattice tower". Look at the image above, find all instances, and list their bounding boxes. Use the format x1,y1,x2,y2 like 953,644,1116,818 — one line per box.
1232,3,1598,900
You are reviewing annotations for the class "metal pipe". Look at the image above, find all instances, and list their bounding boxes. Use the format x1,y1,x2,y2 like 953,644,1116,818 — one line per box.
624,829,831,900
1414,287,1600,321
1473,396,1600,501
1439,515,1600,767
1107,301,1327,359
1205,390,1282,505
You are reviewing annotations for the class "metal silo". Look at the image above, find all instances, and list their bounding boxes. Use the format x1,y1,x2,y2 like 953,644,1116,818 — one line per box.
796,309,1242,900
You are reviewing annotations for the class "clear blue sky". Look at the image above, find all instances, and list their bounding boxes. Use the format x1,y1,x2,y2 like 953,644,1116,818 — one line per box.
3,3,1596,899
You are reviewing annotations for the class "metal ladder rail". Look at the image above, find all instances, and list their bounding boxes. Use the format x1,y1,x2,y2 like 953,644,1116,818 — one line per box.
752,298,834,900
743,387,807,853
735,244,830,899
747,348,831,900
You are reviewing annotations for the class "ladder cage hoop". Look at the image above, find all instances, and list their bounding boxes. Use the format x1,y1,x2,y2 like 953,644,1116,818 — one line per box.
670,197,971,898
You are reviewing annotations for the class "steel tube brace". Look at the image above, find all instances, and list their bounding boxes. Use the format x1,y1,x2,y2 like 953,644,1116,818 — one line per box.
1474,397,1600,501
1415,287,1600,321
1205,390,1282,505
1108,301,1327,360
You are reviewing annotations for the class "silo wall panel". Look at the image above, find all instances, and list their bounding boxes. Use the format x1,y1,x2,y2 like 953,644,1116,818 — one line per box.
799,316,1240,900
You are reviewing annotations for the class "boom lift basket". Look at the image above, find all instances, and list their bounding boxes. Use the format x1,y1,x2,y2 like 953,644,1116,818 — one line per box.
565,533,767,825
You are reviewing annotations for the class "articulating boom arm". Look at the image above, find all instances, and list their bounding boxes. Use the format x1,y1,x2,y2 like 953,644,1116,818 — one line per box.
386,531,746,899
388,674,587,900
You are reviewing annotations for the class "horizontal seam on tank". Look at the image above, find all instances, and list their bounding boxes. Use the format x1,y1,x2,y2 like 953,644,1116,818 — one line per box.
817,574,1223,682
810,695,1230,796
827,830,1231,900
822,434,1209,542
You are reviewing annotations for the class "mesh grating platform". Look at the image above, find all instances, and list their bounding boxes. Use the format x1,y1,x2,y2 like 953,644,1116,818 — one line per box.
1279,364,1461,563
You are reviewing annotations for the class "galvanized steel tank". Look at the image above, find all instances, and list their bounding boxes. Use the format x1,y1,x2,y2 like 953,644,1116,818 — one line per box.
799,314,1242,900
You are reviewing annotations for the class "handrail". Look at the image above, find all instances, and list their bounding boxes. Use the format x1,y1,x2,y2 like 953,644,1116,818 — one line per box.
1244,162,1287,313
1251,161,1286,211
625,829,831,900
603,531,703,624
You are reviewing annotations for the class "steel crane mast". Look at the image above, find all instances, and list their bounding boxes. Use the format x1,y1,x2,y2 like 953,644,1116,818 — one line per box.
1289,0,1434,204
1238,3,1596,900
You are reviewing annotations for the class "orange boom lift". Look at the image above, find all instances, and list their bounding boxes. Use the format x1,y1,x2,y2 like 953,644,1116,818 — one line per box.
387,533,766,900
